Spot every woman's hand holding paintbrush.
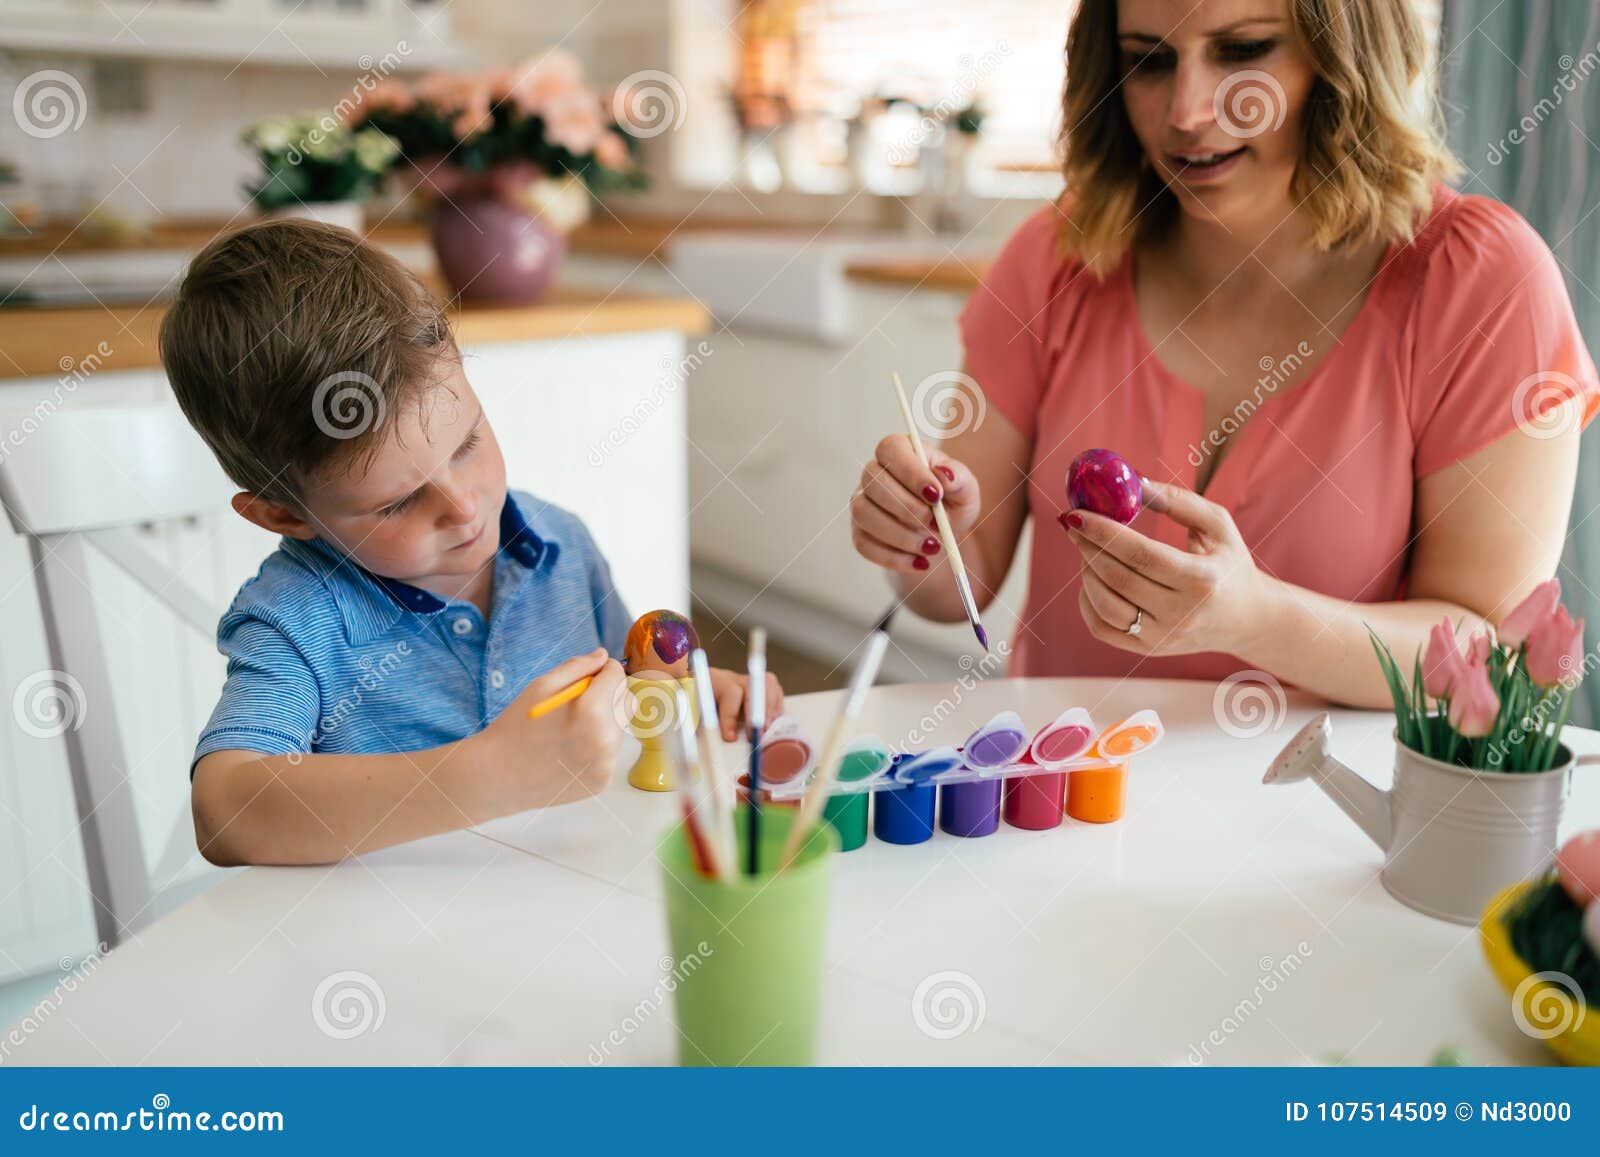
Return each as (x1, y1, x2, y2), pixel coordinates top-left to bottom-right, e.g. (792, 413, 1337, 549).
(851, 382, 989, 648)
(851, 436, 982, 572)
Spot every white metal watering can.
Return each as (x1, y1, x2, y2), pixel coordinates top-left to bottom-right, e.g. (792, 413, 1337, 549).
(1263, 713, 1600, 924)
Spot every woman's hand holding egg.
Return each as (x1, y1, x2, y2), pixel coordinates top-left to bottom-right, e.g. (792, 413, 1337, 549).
(1061, 472, 1274, 658)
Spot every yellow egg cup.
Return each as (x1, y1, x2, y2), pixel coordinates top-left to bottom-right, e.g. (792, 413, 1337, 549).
(1479, 881, 1600, 1066)
(625, 674, 698, 792)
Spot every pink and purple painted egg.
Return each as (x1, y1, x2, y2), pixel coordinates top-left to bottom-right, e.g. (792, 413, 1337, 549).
(1556, 829, 1600, 909)
(623, 609, 699, 678)
(1066, 448, 1143, 524)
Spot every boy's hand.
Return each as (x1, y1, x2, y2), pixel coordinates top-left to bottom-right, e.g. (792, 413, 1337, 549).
(707, 665, 785, 741)
(474, 648, 629, 813)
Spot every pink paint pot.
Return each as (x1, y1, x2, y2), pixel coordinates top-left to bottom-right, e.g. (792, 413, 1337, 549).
(1003, 772, 1067, 831)
(1003, 708, 1096, 831)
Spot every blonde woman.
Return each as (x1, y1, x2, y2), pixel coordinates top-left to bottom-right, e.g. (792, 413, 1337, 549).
(850, 0, 1600, 706)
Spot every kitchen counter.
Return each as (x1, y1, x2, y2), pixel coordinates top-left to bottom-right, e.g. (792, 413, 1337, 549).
(844, 254, 990, 291)
(0, 212, 882, 263)
(0, 282, 710, 379)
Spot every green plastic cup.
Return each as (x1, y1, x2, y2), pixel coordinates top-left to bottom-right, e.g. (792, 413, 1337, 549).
(658, 806, 836, 1066)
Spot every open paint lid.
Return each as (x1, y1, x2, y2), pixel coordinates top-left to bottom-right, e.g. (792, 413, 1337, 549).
(894, 746, 963, 786)
(962, 710, 1030, 773)
(1086, 709, 1165, 761)
(837, 735, 893, 783)
(756, 714, 814, 783)
(759, 708, 1166, 800)
(1027, 707, 1097, 770)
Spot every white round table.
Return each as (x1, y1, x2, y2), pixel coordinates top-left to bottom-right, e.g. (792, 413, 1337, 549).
(9, 677, 1597, 1066)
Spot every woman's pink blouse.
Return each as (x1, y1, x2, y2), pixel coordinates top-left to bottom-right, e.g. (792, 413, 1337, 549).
(957, 186, 1600, 681)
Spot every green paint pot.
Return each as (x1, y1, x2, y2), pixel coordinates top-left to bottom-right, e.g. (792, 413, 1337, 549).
(658, 805, 836, 1066)
(823, 792, 869, 851)
(823, 740, 889, 853)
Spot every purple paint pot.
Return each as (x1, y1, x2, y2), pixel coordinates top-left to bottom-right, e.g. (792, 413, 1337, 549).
(945, 712, 1028, 838)
(941, 779, 1002, 837)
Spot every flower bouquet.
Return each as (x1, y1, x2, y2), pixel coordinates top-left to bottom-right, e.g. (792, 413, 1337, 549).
(347, 51, 645, 303)
(1265, 580, 1597, 924)
(1368, 579, 1587, 771)
(242, 110, 400, 230)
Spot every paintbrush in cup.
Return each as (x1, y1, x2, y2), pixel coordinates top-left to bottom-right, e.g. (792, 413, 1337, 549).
(688, 648, 738, 876)
(745, 628, 767, 876)
(671, 686, 733, 882)
(890, 371, 988, 651)
(778, 630, 890, 871)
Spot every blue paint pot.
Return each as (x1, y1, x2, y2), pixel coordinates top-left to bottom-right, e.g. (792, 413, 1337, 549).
(876, 749, 957, 845)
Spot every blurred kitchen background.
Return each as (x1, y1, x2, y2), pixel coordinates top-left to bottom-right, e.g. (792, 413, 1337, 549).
(14, 0, 1600, 1022)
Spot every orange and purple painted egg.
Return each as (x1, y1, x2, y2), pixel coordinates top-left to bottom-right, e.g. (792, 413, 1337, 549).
(1066, 448, 1143, 524)
(623, 609, 699, 678)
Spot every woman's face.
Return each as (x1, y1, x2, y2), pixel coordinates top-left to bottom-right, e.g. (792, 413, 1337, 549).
(1116, 0, 1317, 233)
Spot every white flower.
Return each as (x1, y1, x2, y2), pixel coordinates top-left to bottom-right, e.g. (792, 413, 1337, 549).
(522, 173, 592, 234)
(249, 117, 294, 152)
(354, 128, 399, 171)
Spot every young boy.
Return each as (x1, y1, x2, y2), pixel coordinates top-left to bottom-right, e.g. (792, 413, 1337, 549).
(161, 219, 778, 867)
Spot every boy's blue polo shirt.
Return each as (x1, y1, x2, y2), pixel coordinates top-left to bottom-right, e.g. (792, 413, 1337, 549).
(191, 490, 632, 770)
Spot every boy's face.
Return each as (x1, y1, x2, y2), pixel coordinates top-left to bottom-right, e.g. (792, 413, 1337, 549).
(295, 363, 508, 588)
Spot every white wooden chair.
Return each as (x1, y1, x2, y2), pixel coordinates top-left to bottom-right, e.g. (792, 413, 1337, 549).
(0, 406, 236, 948)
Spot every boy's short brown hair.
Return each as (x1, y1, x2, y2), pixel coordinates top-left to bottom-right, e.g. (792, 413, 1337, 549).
(160, 219, 457, 508)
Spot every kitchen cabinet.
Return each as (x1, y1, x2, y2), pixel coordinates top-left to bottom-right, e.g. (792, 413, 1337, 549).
(0, 0, 461, 69)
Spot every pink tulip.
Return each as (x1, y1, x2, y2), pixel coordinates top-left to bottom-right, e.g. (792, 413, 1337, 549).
(1446, 654, 1500, 737)
(1525, 605, 1586, 689)
(1468, 631, 1492, 663)
(1422, 620, 1467, 699)
(1499, 579, 1561, 649)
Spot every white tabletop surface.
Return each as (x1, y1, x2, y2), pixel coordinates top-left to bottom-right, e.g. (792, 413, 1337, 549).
(8, 676, 1598, 1067)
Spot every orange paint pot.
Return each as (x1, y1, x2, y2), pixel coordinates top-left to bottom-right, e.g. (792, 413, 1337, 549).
(1066, 764, 1127, 823)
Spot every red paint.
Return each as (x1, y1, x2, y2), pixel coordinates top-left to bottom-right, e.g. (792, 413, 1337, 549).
(1003, 772, 1065, 830)
(760, 737, 812, 783)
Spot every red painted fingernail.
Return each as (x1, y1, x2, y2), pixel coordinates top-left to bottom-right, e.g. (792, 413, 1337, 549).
(1065, 512, 1083, 529)
(936, 465, 955, 483)
(922, 536, 941, 554)
(912, 556, 930, 571)
(922, 484, 942, 503)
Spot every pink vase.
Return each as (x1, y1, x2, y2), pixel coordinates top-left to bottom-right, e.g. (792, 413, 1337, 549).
(429, 196, 565, 305)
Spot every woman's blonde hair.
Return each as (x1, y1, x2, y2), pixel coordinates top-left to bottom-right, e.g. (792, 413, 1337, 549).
(1058, 0, 1461, 276)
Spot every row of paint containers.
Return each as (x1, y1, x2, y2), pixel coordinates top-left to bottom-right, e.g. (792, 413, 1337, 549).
(747, 708, 1166, 851)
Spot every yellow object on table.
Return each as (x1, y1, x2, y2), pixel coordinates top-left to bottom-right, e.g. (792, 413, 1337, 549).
(1479, 882, 1600, 1066)
(625, 674, 698, 791)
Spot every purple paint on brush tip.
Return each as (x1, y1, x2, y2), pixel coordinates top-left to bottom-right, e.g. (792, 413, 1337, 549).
(974, 623, 989, 650)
